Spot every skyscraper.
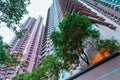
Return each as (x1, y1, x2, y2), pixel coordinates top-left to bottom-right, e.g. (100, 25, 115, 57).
(9, 15, 44, 72)
(42, 0, 120, 79)
(82, 0, 120, 25)
(0, 16, 44, 80)
(40, 0, 62, 57)
(41, 0, 119, 62)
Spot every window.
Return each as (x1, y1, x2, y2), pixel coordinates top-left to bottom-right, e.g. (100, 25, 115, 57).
(27, 58, 30, 61)
(30, 49, 33, 52)
(30, 46, 34, 49)
(111, 14, 114, 17)
(119, 18, 120, 21)
(23, 69, 27, 72)
(28, 55, 31, 58)
(29, 52, 32, 54)
(115, 16, 117, 19)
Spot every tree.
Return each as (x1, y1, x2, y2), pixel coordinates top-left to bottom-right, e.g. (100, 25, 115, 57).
(0, 36, 19, 80)
(15, 52, 23, 61)
(0, 0, 30, 38)
(31, 65, 48, 80)
(0, 0, 30, 79)
(0, 35, 19, 64)
(15, 28, 28, 38)
(13, 66, 48, 80)
(0, 0, 30, 30)
(41, 55, 64, 80)
(6, 54, 20, 67)
(50, 31, 62, 48)
(12, 72, 32, 80)
(0, 36, 10, 64)
(50, 11, 100, 69)
(13, 54, 64, 80)
(97, 38, 120, 57)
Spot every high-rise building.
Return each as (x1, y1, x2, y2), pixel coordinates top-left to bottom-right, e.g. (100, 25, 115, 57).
(82, 0, 120, 25)
(0, 16, 44, 80)
(40, 0, 62, 57)
(41, 0, 120, 63)
(10, 16, 44, 72)
(41, 0, 120, 80)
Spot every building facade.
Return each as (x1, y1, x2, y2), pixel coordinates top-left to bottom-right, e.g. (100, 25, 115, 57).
(41, 0, 115, 58)
(10, 16, 44, 72)
(41, 0, 120, 80)
(40, 0, 62, 58)
(82, 0, 120, 25)
(0, 16, 44, 80)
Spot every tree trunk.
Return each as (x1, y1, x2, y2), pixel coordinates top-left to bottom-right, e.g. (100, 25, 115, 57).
(74, 50, 89, 66)
(55, 70, 59, 80)
(79, 53, 89, 65)
(82, 52, 89, 65)
(80, 45, 90, 65)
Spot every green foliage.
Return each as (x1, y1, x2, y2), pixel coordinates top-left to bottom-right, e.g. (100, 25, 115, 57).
(52, 11, 120, 71)
(98, 38, 120, 53)
(15, 31, 23, 38)
(0, 0, 30, 74)
(12, 10, 120, 80)
(15, 28, 28, 38)
(59, 11, 91, 43)
(87, 29, 100, 38)
(0, 0, 30, 38)
(40, 55, 63, 80)
(13, 55, 63, 80)
(32, 65, 48, 80)
(0, 36, 10, 64)
(0, 35, 19, 66)
(7, 54, 20, 66)
(58, 11, 95, 48)
(50, 31, 62, 48)
(12, 72, 32, 80)
(51, 11, 100, 67)
(0, 0, 30, 30)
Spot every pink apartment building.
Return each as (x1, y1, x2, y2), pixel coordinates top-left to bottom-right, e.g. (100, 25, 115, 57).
(10, 16, 44, 72)
(0, 16, 45, 80)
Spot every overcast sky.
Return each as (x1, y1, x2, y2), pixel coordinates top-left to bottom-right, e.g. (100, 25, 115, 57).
(0, 0, 52, 43)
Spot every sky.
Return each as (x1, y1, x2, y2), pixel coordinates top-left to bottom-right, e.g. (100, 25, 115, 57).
(0, 0, 52, 43)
